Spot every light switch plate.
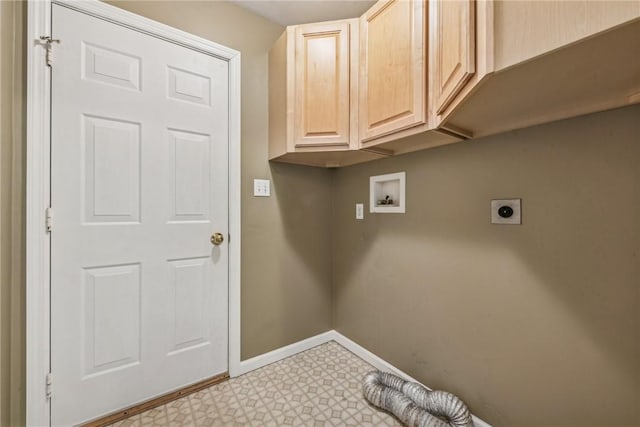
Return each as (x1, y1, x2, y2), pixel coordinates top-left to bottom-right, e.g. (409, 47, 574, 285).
(253, 179, 270, 197)
(491, 198, 521, 224)
(356, 203, 364, 220)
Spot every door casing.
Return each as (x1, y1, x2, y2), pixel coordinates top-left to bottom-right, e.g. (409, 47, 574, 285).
(25, 1, 242, 425)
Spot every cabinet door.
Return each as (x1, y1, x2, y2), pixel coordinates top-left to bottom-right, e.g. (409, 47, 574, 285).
(432, 0, 475, 114)
(359, 0, 426, 143)
(294, 21, 352, 148)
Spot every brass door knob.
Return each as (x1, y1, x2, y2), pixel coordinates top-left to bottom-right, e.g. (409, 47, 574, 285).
(210, 232, 224, 246)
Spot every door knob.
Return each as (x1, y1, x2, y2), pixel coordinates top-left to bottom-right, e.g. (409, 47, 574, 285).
(210, 232, 224, 246)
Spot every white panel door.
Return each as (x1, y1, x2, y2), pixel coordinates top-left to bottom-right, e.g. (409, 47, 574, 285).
(50, 4, 229, 425)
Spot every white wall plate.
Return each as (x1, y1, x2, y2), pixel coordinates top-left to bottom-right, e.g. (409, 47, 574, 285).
(491, 198, 521, 224)
(253, 179, 270, 197)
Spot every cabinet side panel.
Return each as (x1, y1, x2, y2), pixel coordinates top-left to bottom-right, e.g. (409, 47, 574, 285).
(495, 0, 640, 70)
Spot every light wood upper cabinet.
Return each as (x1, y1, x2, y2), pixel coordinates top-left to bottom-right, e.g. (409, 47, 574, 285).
(441, 8, 640, 139)
(430, 0, 494, 136)
(293, 21, 354, 148)
(431, 0, 476, 114)
(493, 0, 640, 70)
(269, 20, 386, 167)
(359, 0, 426, 144)
(269, 0, 636, 167)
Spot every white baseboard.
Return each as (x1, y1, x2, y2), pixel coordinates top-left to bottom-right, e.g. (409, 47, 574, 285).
(235, 330, 335, 376)
(235, 329, 492, 427)
(328, 331, 424, 383)
(329, 331, 492, 427)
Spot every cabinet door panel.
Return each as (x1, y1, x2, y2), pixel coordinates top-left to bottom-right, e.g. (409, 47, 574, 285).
(433, 0, 475, 114)
(360, 0, 425, 143)
(294, 22, 351, 147)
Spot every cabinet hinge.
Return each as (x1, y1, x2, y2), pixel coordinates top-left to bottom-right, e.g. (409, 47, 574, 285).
(39, 36, 60, 67)
(46, 207, 53, 232)
(46, 372, 53, 399)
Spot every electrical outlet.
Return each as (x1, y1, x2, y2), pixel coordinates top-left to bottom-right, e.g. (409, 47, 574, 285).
(491, 198, 521, 224)
(356, 203, 364, 220)
(253, 179, 270, 197)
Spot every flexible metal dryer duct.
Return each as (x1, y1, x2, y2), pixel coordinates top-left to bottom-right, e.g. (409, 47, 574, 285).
(362, 371, 473, 427)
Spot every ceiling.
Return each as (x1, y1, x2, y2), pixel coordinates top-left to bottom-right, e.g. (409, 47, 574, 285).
(228, 0, 376, 26)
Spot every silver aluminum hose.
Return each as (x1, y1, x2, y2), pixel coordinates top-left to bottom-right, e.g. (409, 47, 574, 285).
(362, 371, 473, 427)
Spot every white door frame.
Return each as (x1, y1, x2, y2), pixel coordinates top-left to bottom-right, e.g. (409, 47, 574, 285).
(26, 1, 242, 425)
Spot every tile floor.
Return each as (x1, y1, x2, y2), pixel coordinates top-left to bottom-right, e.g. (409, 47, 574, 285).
(109, 341, 402, 426)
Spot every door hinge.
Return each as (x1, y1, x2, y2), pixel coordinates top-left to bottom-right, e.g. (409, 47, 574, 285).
(39, 36, 60, 67)
(46, 372, 53, 399)
(46, 207, 53, 232)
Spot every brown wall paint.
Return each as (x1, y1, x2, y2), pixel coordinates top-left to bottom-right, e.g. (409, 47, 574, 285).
(331, 105, 640, 427)
(106, 1, 334, 360)
(0, 1, 26, 425)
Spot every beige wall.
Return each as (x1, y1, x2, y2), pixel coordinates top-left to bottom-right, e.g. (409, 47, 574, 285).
(106, 0, 334, 360)
(331, 105, 640, 427)
(0, 1, 26, 425)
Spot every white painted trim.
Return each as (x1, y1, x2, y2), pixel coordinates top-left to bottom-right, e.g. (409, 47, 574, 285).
(52, 0, 239, 60)
(236, 331, 336, 376)
(330, 331, 493, 427)
(26, 1, 52, 425)
(328, 331, 422, 382)
(227, 50, 242, 379)
(233, 330, 491, 427)
(26, 1, 242, 424)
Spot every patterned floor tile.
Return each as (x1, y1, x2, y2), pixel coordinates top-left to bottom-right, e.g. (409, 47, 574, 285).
(107, 341, 400, 427)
